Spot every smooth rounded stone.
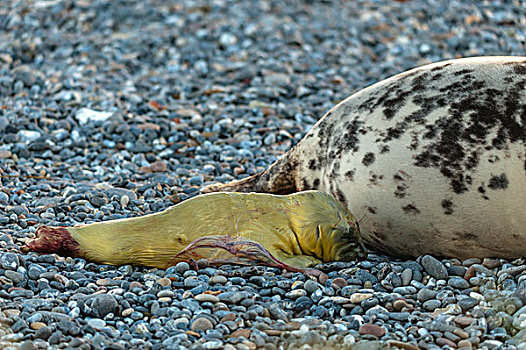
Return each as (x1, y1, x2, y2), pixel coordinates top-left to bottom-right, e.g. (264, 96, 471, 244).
(157, 290, 174, 298)
(30, 321, 46, 330)
(421, 255, 448, 280)
(218, 292, 245, 304)
(401, 268, 413, 286)
(209, 275, 227, 285)
(359, 323, 386, 338)
(436, 337, 457, 348)
(454, 316, 475, 327)
(356, 270, 378, 284)
(462, 258, 482, 267)
(423, 300, 442, 311)
(304, 279, 319, 293)
(195, 294, 219, 303)
(457, 339, 473, 349)
(482, 258, 501, 269)
(5, 270, 26, 285)
(294, 296, 313, 312)
(202, 340, 224, 349)
(11, 319, 28, 332)
(448, 277, 470, 289)
(191, 317, 214, 332)
(417, 288, 438, 302)
(285, 289, 307, 299)
(87, 318, 106, 329)
(331, 277, 348, 289)
(1, 252, 19, 270)
(184, 277, 205, 288)
(91, 294, 119, 318)
(341, 286, 360, 298)
(174, 262, 190, 274)
(458, 297, 479, 311)
(393, 300, 412, 311)
(28, 264, 46, 280)
(448, 264, 469, 277)
(392, 286, 417, 295)
(350, 293, 373, 304)
(386, 312, 410, 322)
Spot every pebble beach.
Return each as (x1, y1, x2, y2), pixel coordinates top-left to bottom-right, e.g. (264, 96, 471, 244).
(1, 1, 526, 349)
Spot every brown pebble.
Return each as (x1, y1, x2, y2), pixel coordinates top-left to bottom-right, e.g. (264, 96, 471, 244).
(331, 277, 348, 289)
(241, 340, 257, 350)
(393, 299, 411, 311)
(156, 278, 171, 287)
(454, 316, 475, 327)
(286, 322, 301, 330)
(30, 322, 46, 330)
(264, 330, 282, 336)
(150, 160, 167, 172)
(230, 329, 251, 338)
(436, 337, 457, 348)
(359, 323, 386, 338)
(122, 308, 134, 317)
(220, 313, 236, 322)
(482, 258, 501, 269)
(457, 339, 472, 349)
(196, 259, 209, 269)
(318, 272, 329, 285)
(453, 328, 469, 339)
(386, 340, 419, 350)
(129, 281, 144, 290)
(464, 266, 476, 280)
(185, 330, 201, 338)
(96, 279, 109, 286)
(191, 317, 213, 332)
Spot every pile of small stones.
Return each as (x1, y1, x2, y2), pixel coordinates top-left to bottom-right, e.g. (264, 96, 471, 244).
(1, 0, 525, 349)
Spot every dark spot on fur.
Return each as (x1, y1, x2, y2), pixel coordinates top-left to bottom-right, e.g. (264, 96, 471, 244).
(366, 206, 377, 214)
(308, 159, 317, 170)
(312, 178, 320, 188)
(379, 145, 390, 154)
(488, 173, 509, 190)
(344, 170, 355, 181)
(454, 68, 475, 76)
(402, 204, 420, 214)
(362, 152, 376, 166)
(441, 199, 454, 215)
(335, 188, 347, 206)
(394, 184, 407, 198)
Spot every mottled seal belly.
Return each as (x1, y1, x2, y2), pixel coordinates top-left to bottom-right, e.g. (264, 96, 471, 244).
(203, 56, 526, 259)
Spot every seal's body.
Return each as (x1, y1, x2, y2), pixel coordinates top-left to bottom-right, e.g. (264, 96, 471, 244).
(24, 191, 365, 269)
(203, 57, 526, 259)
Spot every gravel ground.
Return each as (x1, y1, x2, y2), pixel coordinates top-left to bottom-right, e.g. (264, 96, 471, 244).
(1, 0, 526, 349)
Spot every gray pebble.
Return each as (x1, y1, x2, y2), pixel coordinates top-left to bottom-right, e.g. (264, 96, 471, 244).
(421, 255, 448, 280)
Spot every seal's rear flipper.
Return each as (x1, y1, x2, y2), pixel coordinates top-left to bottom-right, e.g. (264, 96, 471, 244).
(165, 235, 304, 271)
(201, 152, 298, 194)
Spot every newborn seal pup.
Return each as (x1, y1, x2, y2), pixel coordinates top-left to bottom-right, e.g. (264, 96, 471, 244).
(23, 191, 366, 270)
(203, 56, 526, 259)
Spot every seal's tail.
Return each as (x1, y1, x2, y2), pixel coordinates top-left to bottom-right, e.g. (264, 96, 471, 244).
(201, 153, 298, 194)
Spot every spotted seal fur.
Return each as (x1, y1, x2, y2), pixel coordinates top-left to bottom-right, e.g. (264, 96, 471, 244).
(203, 56, 526, 259)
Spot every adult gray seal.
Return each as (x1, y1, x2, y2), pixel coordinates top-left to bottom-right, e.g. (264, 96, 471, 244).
(203, 56, 526, 259)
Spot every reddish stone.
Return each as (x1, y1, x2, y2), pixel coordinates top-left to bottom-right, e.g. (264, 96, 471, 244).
(454, 316, 475, 327)
(318, 272, 329, 285)
(150, 160, 167, 172)
(464, 266, 476, 280)
(230, 329, 251, 338)
(436, 337, 457, 348)
(331, 277, 348, 289)
(359, 323, 386, 338)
